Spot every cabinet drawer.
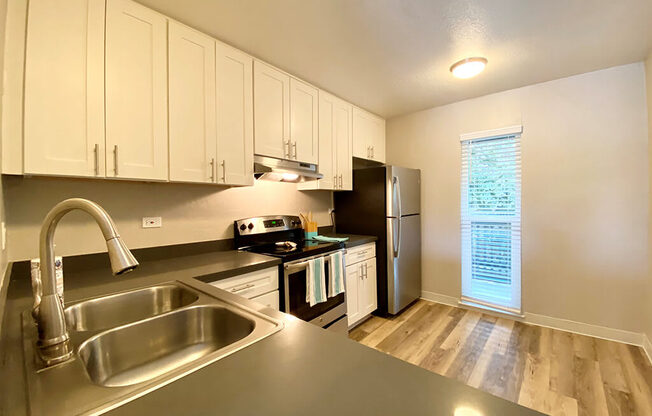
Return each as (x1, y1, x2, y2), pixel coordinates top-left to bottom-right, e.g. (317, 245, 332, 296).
(251, 290, 279, 311)
(346, 242, 376, 265)
(210, 267, 279, 299)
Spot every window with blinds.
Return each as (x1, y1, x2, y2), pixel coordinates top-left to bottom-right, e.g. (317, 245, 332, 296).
(460, 126, 522, 314)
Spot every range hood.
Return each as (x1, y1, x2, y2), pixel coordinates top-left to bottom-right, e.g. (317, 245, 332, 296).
(253, 155, 323, 183)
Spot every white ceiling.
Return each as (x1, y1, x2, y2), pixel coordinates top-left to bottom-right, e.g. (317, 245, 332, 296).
(137, 0, 652, 118)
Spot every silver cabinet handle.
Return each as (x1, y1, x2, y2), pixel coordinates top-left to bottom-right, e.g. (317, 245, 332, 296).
(359, 264, 364, 279)
(221, 159, 226, 182)
(113, 145, 119, 176)
(230, 283, 255, 293)
(292, 141, 297, 159)
(94, 144, 99, 176)
(338, 174, 343, 189)
(371, 146, 374, 159)
(209, 158, 215, 182)
(365, 263, 368, 279)
(333, 175, 338, 189)
(367, 146, 370, 158)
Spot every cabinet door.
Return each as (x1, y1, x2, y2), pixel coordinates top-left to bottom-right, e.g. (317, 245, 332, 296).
(352, 107, 371, 160)
(105, 0, 168, 180)
(371, 117, 386, 163)
(352, 107, 385, 162)
(345, 263, 362, 327)
(216, 42, 254, 186)
(24, 0, 105, 177)
(334, 99, 353, 190)
(316, 91, 337, 189)
(168, 22, 216, 183)
(290, 78, 318, 164)
(362, 258, 378, 315)
(253, 61, 289, 160)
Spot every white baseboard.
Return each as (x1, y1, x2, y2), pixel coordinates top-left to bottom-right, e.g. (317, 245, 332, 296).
(420, 290, 651, 364)
(524, 312, 643, 346)
(420, 290, 458, 307)
(643, 334, 652, 364)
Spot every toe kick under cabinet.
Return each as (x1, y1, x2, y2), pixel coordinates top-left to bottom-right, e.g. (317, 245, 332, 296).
(345, 243, 377, 328)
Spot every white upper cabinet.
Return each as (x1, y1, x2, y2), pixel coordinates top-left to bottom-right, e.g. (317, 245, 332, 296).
(216, 42, 254, 186)
(24, 0, 105, 177)
(289, 78, 319, 164)
(299, 90, 352, 191)
(254, 61, 290, 160)
(105, 0, 168, 181)
(352, 107, 386, 163)
(334, 98, 353, 190)
(168, 21, 216, 183)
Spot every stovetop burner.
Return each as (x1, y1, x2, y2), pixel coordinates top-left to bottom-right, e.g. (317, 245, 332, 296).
(234, 215, 344, 262)
(241, 239, 342, 261)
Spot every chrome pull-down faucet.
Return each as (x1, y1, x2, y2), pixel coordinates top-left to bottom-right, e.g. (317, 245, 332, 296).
(34, 198, 139, 366)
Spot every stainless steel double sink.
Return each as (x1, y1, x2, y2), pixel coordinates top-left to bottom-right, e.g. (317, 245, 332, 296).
(22, 280, 284, 415)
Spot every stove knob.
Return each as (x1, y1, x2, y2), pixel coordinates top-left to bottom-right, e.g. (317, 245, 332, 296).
(239, 224, 246, 231)
(248, 223, 254, 230)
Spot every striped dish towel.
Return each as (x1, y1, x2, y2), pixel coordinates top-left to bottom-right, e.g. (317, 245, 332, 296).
(328, 252, 345, 297)
(306, 257, 327, 306)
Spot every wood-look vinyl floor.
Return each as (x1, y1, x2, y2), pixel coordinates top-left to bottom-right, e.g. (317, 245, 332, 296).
(349, 300, 652, 416)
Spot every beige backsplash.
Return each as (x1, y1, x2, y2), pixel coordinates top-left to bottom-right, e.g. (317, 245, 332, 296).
(4, 175, 332, 261)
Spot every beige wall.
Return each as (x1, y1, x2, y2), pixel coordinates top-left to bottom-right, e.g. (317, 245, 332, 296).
(5, 177, 332, 261)
(646, 54, 652, 341)
(0, 0, 9, 280)
(387, 63, 649, 333)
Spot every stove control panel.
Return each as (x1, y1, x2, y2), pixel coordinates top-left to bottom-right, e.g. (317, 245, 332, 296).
(234, 215, 303, 236)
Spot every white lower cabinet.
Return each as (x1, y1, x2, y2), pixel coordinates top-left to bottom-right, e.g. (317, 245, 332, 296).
(209, 266, 279, 310)
(250, 290, 280, 311)
(345, 243, 378, 328)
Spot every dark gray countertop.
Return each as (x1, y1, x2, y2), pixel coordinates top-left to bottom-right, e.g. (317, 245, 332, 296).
(0, 248, 542, 416)
(321, 232, 378, 248)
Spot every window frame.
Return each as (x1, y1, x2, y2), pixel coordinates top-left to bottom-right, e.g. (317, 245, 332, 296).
(460, 125, 522, 315)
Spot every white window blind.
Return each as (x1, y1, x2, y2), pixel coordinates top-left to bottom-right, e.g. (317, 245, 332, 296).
(461, 128, 521, 314)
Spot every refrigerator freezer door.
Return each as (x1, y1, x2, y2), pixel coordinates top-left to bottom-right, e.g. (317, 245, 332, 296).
(386, 166, 421, 217)
(386, 214, 421, 314)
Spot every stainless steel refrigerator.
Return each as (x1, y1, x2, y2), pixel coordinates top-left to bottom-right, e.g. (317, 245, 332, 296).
(334, 166, 421, 315)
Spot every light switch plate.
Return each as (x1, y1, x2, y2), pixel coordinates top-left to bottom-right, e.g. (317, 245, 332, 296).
(142, 217, 162, 228)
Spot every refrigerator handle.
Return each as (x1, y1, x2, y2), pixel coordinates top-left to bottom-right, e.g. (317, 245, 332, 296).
(394, 176, 403, 219)
(392, 177, 402, 257)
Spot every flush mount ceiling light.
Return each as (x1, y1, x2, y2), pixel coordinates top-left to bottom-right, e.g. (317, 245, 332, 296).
(450, 57, 488, 79)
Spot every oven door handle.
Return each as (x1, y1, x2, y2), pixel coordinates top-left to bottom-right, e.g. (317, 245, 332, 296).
(284, 249, 347, 274)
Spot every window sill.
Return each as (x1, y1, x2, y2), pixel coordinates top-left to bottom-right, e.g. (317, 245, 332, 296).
(458, 299, 524, 319)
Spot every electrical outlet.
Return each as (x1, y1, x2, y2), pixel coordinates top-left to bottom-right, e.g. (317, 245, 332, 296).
(142, 217, 162, 228)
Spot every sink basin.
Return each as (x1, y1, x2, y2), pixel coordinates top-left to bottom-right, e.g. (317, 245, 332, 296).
(65, 284, 198, 331)
(22, 280, 283, 416)
(78, 305, 255, 387)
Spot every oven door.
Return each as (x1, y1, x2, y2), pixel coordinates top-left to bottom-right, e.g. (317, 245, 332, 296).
(283, 249, 346, 324)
